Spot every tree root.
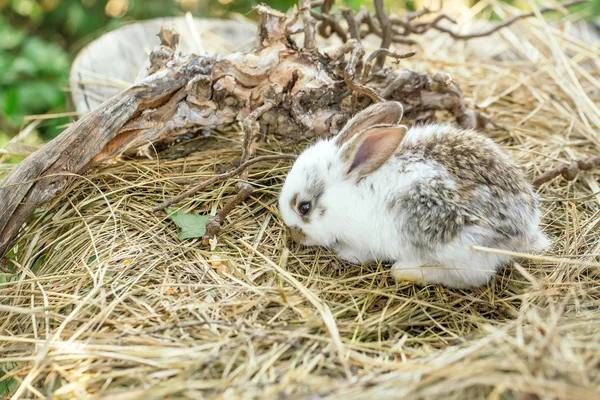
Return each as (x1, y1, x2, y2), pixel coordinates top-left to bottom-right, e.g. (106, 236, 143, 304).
(533, 156, 600, 187)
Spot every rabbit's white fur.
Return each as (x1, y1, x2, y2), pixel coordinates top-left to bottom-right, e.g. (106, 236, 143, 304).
(279, 103, 549, 288)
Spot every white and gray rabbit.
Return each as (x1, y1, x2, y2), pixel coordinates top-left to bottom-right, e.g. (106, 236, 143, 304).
(278, 101, 549, 288)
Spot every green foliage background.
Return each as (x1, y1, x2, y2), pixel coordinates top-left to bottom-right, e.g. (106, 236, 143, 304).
(0, 0, 598, 149)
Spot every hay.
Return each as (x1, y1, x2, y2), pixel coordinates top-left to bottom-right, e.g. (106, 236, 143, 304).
(2, 4, 600, 399)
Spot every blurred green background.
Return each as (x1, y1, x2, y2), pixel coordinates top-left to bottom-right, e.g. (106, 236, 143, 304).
(0, 0, 598, 153)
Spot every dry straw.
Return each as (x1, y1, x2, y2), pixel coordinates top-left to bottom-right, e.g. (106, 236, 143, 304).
(2, 2, 600, 399)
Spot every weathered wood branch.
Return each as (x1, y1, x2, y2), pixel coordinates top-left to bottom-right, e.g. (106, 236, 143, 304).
(533, 156, 600, 187)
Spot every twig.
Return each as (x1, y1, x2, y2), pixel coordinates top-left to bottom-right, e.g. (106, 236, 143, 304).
(300, 0, 317, 50)
(533, 156, 600, 187)
(201, 102, 279, 238)
(316, 0, 335, 37)
(391, 35, 417, 45)
(358, 8, 417, 44)
(311, 10, 348, 42)
(204, 182, 254, 240)
(241, 102, 275, 169)
(354, 6, 370, 27)
(345, 75, 386, 102)
(365, 49, 416, 67)
(344, 41, 384, 103)
(321, 0, 584, 46)
(152, 154, 295, 211)
(430, 0, 587, 40)
(154, 100, 284, 241)
(362, 49, 416, 82)
(341, 7, 360, 40)
(380, 69, 413, 98)
(284, 5, 300, 34)
(373, 0, 393, 71)
(406, 7, 434, 21)
(325, 38, 359, 60)
(412, 14, 457, 34)
(358, 7, 382, 38)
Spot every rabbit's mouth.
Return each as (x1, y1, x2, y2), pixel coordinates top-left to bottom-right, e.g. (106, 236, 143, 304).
(287, 226, 333, 248)
(288, 227, 307, 245)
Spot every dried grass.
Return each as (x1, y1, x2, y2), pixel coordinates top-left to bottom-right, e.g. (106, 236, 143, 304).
(2, 3, 600, 399)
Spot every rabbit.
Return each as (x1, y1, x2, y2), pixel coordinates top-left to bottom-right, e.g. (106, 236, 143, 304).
(278, 101, 550, 288)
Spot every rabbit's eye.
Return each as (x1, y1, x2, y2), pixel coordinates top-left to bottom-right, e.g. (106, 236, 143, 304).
(298, 202, 312, 215)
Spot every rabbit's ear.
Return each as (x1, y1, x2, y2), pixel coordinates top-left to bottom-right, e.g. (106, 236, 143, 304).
(334, 102, 404, 147)
(340, 125, 408, 179)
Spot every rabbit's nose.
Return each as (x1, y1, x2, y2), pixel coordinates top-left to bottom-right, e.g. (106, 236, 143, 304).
(288, 227, 306, 244)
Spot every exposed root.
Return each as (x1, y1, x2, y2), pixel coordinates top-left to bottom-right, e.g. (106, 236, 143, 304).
(373, 0, 393, 71)
(204, 181, 254, 241)
(300, 0, 317, 50)
(534, 156, 600, 187)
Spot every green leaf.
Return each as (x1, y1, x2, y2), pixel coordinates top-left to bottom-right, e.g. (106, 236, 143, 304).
(167, 208, 210, 240)
(0, 22, 26, 50)
(16, 81, 65, 113)
(3, 56, 37, 83)
(592, 0, 600, 17)
(10, 0, 43, 22)
(65, 2, 87, 35)
(2, 87, 20, 119)
(0, 50, 16, 78)
(0, 81, 64, 127)
(0, 375, 17, 397)
(21, 38, 70, 77)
